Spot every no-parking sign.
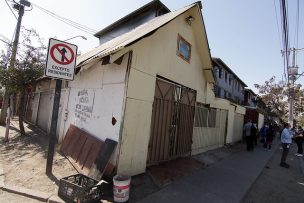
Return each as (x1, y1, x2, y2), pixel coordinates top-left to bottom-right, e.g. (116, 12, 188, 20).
(45, 38, 78, 80)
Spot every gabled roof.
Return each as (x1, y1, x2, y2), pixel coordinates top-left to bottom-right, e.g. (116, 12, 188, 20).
(212, 57, 247, 87)
(77, 2, 199, 68)
(94, 0, 170, 38)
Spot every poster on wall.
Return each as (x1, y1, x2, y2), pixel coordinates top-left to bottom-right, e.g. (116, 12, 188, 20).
(74, 89, 95, 124)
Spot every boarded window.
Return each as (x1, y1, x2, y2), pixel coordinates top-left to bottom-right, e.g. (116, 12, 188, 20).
(177, 34, 191, 63)
(208, 108, 217, 128)
(194, 104, 217, 128)
(194, 105, 208, 127)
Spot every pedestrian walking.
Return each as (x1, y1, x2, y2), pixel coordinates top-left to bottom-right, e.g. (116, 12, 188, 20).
(294, 126, 303, 157)
(243, 119, 254, 151)
(280, 123, 293, 168)
(251, 123, 258, 148)
(265, 124, 275, 150)
(260, 124, 268, 148)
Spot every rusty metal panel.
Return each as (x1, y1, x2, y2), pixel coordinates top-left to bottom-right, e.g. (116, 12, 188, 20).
(148, 78, 196, 165)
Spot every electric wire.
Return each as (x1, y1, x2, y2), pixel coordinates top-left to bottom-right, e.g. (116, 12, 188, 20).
(31, 2, 97, 35)
(293, 0, 300, 65)
(280, 0, 290, 80)
(274, 0, 283, 51)
(4, 0, 18, 20)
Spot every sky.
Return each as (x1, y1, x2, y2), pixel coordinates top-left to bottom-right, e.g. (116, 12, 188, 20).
(1, 0, 303, 92)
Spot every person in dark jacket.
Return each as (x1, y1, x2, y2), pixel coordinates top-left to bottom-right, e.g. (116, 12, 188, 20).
(265, 124, 275, 150)
(294, 126, 303, 157)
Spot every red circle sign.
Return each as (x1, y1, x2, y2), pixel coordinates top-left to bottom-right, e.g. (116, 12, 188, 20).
(50, 43, 75, 65)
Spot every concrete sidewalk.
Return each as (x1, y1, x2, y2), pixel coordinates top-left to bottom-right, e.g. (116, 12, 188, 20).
(137, 141, 280, 203)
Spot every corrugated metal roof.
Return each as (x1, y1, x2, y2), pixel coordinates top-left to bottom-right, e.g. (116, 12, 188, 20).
(76, 3, 197, 68)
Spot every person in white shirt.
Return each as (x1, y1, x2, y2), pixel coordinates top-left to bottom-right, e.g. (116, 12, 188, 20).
(280, 123, 293, 168)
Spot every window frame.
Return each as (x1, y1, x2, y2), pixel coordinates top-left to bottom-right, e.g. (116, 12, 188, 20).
(177, 34, 192, 63)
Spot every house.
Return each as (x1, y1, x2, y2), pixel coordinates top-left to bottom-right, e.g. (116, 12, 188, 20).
(94, 0, 170, 45)
(212, 57, 247, 105)
(25, 77, 68, 138)
(26, 1, 246, 176)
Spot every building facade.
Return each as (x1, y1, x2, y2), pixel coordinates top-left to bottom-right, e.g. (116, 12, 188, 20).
(212, 58, 247, 105)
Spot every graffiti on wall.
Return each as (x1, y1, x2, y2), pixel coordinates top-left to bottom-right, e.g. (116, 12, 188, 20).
(75, 89, 95, 123)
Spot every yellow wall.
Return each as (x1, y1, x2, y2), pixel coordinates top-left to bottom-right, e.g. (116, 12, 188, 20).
(210, 98, 246, 144)
(117, 6, 213, 175)
(192, 109, 228, 155)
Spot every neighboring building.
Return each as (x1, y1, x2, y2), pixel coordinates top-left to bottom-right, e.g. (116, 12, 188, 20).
(26, 1, 246, 176)
(25, 77, 68, 139)
(244, 88, 266, 129)
(212, 58, 247, 105)
(94, 0, 170, 45)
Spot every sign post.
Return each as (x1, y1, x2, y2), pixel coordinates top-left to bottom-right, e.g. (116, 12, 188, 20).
(45, 38, 77, 175)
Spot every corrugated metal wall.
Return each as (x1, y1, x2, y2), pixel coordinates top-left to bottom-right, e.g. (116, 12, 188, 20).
(192, 104, 228, 155)
(232, 113, 244, 143)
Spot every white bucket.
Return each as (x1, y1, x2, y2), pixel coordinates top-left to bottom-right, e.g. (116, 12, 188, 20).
(113, 174, 131, 202)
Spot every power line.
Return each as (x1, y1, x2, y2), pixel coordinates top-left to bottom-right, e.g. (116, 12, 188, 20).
(293, 0, 300, 50)
(4, 0, 17, 20)
(31, 2, 97, 35)
(280, 0, 290, 80)
(274, 0, 283, 50)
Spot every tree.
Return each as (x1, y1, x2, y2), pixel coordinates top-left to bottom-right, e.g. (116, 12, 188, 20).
(0, 28, 46, 136)
(254, 76, 304, 124)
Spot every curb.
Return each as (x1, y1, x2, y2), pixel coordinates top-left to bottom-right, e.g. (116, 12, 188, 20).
(48, 195, 65, 203)
(0, 160, 4, 189)
(3, 185, 53, 202)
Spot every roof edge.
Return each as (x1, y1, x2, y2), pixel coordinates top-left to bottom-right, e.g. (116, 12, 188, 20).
(94, 0, 170, 37)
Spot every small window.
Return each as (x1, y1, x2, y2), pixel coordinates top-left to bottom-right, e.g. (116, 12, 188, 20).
(219, 68, 222, 78)
(177, 34, 191, 63)
(225, 72, 228, 82)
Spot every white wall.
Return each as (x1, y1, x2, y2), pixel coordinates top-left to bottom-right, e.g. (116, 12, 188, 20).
(62, 54, 129, 143)
(258, 113, 265, 130)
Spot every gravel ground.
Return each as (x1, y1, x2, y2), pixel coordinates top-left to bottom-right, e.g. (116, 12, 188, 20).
(0, 119, 77, 196)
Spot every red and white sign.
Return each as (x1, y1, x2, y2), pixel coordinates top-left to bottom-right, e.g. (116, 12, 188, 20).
(45, 38, 78, 80)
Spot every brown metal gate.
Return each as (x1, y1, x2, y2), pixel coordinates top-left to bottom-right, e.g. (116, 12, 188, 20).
(147, 78, 196, 165)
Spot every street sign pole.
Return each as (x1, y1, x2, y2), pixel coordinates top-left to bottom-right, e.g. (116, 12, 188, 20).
(44, 38, 77, 175)
(46, 79, 62, 175)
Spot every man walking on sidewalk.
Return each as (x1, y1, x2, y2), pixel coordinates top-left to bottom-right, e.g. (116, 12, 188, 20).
(280, 123, 293, 168)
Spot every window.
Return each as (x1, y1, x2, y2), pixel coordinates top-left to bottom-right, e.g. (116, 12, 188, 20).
(225, 72, 228, 82)
(208, 109, 216, 128)
(229, 78, 232, 85)
(177, 34, 191, 63)
(194, 104, 208, 127)
(219, 68, 222, 78)
(194, 103, 217, 128)
(217, 87, 221, 97)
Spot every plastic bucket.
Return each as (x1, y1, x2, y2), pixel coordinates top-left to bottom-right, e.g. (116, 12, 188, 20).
(113, 174, 131, 202)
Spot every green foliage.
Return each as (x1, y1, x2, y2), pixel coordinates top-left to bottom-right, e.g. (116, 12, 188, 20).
(0, 28, 46, 94)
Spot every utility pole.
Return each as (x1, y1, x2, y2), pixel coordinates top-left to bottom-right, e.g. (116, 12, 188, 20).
(1, 0, 30, 141)
(288, 48, 296, 128)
